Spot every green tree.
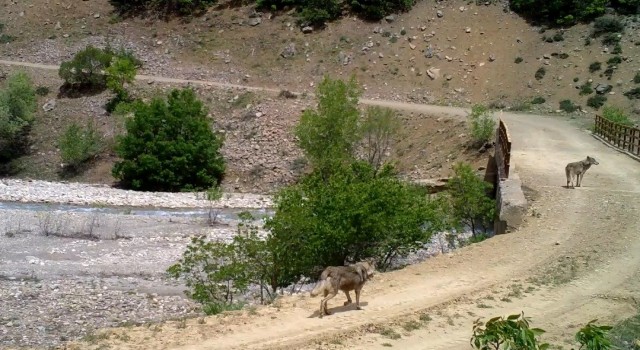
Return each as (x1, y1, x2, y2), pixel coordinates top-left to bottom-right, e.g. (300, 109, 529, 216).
(106, 56, 137, 100)
(470, 312, 550, 350)
(0, 71, 36, 162)
(509, 0, 607, 24)
(59, 45, 113, 91)
(294, 75, 362, 179)
(112, 88, 225, 191)
(447, 162, 496, 238)
(58, 121, 103, 172)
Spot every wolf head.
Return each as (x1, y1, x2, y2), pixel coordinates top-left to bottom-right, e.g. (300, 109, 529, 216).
(356, 259, 377, 280)
(586, 156, 599, 165)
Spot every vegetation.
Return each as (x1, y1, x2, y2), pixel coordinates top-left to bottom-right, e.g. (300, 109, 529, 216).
(579, 82, 594, 96)
(106, 55, 139, 111)
(447, 162, 495, 238)
(559, 99, 580, 113)
(609, 312, 640, 349)
(359, 106, 401, 173)
(589, 61, 602, 73)
(601, 105, 634, 126)
(109, 0, 217, 16)
(624, 87, 640, 100)
(471, 313, 614, 350)
(468, 104, 497, 146)
(509, 0, 637, 25)
(535, 67, 546, 80)
(59, 45, 141, 94)
(58, 121, 103, 172)
(587, 95, 607, 109)
(634, 72, 640, 84)
(592, 16, 625, 37)
(531, 96, 546, 104)
(0, 71, 36, 163)
(112, 88, 226, 191)
(515, 57, 524, 64)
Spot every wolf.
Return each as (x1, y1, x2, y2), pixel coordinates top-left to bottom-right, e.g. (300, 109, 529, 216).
(309, 260, 376, 318)
(565, 156, 599, 188)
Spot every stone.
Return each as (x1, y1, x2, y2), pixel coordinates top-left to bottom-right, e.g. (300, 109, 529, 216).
(595, 83, 612, 94)
(436, 10, 443, 18)
(385, 15, 396, 23)
(247, 17, 261, 26)
(301, 26, 313, 34)
(280, 43, 296, 58)
(42, 100, 56, 112)
(426, 68, 440, 80)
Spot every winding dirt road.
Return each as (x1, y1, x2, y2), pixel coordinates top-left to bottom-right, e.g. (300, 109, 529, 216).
(2, 59, 639, 349)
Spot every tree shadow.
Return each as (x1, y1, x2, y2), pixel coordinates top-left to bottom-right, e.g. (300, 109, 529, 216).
(57, 83, 107, 99)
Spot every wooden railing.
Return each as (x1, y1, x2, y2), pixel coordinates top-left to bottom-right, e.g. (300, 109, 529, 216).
(495, 119, 512, 180)
(593, 114, 640, 157)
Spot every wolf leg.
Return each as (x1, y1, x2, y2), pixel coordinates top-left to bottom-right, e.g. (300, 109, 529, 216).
(321, 290, 338, 317)
(355, 287, 363, 310)
(343, 291, 353, 306)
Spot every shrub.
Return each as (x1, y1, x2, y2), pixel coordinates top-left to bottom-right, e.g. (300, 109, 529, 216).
(110, 0, 217, 16)
(514, 57, 523, 64)
(0, 71, 36, 162)
(59, 45, 113, 91)
(625, 87, 640, 99)
(579, 82, 594, 95)
(468, 104, 497, 146)
(552, 32, 564, 41)
(509, 0, 608, 24)
(607, 56, 622, 65)
(558, 52, 569, 59)
(612, 43, 623, 54)
(634, 72, 640, 83)
(531, 96, 546, 104)
(359, 106, 401, 173)
(592, 16, 625, 37)
(447, 162, 496, 238)
(35, 86, 50, 96)
(559, 99, 579, 112)
(602, 105, 634, 125)
(58, 121, 103, 171)
(535, 67, 546, 80)
(589, 61, 602, 73)
(471, 312, 549, 350)
(587, 95, 607, 109)
(602, 33, 621, 45)
(112, 88, 225, 191)
(105, 55, 138, 112)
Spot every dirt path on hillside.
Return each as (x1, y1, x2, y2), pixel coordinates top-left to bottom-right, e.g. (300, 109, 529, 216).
(2, 59, 639, 350)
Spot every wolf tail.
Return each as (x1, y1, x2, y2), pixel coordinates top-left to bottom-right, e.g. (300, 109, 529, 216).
(310, 277, 331, 297)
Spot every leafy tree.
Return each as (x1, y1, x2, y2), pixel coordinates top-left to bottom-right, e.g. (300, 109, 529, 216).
(447, 162, 496, 238)
(59, 46, 113, 91)
(575, 320, 612, 350)
(350, 0, 416, 20)
(265, 161, 448, 271)
(294, 75, 362, 179)
(509, 0, 607, 24)
(470, 312, 550, 350)
(468, 104, 496, 147)
(58, 121, 103, 172)
(106, 56, 137, 100)
(359, 106, 401, 173)
(0, 71, 36, 162)
(112, 88, 225, 191)
(110, 0, 218, 16)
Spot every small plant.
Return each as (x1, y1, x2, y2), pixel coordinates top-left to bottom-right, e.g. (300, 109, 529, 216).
(559, 100, 579, 113)
(574, 77, 580, 82)
(607, 56, 622, 66)
(400, 28, 407, 36)
(467, 104, 496, 146)
(579, 82, 594, 96)
(603, 67, 615, 80)
(0, 33, 15, 44)
(514, 57, 523, 64)
(602, 33, 621, 46)
(380, 328, 401, 340)
(587, 95, 607, 109)
(558, 53, 569, 59)
(58, 121, 103, 171)
(535, 67, 546, 80)
(402, 320, 421, 332)
(553, 32, 564, 42)
(35, 86, 50, 96)
(470, 312, 549, 350)
(634, 72, 640, 84)
(612, 43, 622, 54)
(589, 62, 602, 73)
(584, 37, 592, 46)
(624, 87, 640, 100)
(531, 96, 546, 104)
(574, 319, 612, 350)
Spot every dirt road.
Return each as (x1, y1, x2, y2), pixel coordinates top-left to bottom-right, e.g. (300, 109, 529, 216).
(2, 59, 639, 349)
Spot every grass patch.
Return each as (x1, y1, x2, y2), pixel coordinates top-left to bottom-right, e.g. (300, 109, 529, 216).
(602, 106, 634, 126)
(231, 91, 256, 109)
(0, 34, 16, 44)
(402, 320, 422, 332)
(35, 86, 51, 96)
(203, 302, 244, 315)
(419, 313, 432, 323)
(379, 328, 402, 340)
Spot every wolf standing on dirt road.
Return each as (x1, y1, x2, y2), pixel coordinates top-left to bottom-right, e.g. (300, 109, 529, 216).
(565, 156, 599, 188)
(310, 260, 376, 318)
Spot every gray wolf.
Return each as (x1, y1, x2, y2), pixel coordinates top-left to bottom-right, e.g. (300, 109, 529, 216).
(565, 156, 599, 188)
(309, 260, 376, 318)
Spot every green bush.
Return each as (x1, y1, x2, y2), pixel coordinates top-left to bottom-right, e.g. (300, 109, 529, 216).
(579, 82, 594, 95)
(471, 312, 549, 350)
(112, 88, 225, 191)
(531, 96, 546, 104)
(624, 87, 640, 99)
(514, 57, 523, 64)
(58, 121, 103, 171)
(575, 320, 613, 350)
(509, 0, 608, 24)
(602, 105, 634, 125)
(592, 16, 625, 37)
(59, 45, 140, 93)
(110, 0, 217, 16)
(468, 104, 497, 146)
(559, 99, 580, 112)
(0, 71, 36, 162)
(587, 95, 607, 109)
(447, 162, 495, 237)
(607, 56, 623, 65)
(535, 67, 546, 80)
(634, 72, 640, 83)
(589, 61, 602, 72)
